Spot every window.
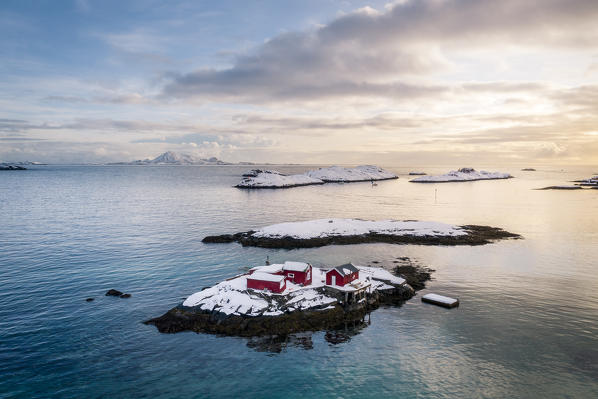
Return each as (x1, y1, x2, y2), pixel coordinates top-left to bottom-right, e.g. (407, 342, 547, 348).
(288, 273, 294, 278)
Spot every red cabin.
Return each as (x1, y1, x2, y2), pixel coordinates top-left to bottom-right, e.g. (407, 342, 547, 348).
(282, 261, 312, 285)
(326, 264, 359, 287)
(247, 272, 286, 293)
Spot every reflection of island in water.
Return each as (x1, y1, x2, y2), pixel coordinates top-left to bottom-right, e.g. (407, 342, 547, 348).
(246, 317, 371, 353)
(146, 257, 434, 353)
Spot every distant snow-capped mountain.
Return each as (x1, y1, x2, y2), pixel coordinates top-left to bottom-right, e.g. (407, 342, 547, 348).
(113, 151, 232, 165)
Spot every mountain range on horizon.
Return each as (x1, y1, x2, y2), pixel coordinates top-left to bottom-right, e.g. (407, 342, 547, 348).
(111, 151, 241, 165)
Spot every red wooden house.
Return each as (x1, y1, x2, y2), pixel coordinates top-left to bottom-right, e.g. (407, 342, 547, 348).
(282, 261, 312, 285)
(326, 263, 359, 287)
(247, 272, 286, 293)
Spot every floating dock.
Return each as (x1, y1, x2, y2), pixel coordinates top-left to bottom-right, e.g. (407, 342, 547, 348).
(422, 293, 459, 308)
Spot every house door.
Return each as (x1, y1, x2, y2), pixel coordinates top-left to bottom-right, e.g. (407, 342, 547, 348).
(331, 275, 336, 286)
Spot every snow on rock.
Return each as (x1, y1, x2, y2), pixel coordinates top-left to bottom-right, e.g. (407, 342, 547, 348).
(236, 170, 324, 188)
(251, 218, 467, 239)
(357, 266, 406, 285)
(182, 275, 270, 316)
(305, 165, 397, 182)
(410, 167, 512, 183)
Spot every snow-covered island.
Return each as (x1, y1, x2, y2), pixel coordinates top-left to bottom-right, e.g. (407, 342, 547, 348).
(409, 167, 512, 183)
(236, 165, 398, 188)
(202, 218, 520, 248)
(145, 261, 418, 337)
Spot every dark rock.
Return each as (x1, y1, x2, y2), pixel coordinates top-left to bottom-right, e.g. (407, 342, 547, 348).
(85, 297, 94, 302)
(537, 186, 583, 190)
(394, 265, 433, 290)
(105, 289, 123, 297)
(0, 164, 27, 170)
(120, 293, 131, 298)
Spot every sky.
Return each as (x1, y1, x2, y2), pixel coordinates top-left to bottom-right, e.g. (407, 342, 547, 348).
(1, 0, 597, 165)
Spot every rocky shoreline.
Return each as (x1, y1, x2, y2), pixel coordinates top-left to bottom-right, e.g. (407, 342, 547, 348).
(144, 264, 428, 337)
(202, 224, 520, 249)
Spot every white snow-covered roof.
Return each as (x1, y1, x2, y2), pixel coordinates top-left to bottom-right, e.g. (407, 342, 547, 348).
(251, 218, 467, 239)
(247, 272, 285, 283)
(410, 168, 512, 183)
(283, 261, 310, 272)
(327, 263, 359, 276)
(249, 264, 283, 274)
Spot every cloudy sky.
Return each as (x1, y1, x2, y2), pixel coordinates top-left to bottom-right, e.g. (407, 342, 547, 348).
(1, 0, 597, 165)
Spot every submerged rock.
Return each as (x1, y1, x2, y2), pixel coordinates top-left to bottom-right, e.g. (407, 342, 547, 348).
(120, 293, 131, 298)
(106, 289, 123, 297)
(85, 297, 95, 302)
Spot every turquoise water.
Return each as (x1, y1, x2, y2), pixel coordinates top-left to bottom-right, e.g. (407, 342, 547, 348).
(1, 165, 597, 398)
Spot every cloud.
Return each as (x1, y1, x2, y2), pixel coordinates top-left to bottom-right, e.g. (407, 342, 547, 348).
(162, 0, 598, 103)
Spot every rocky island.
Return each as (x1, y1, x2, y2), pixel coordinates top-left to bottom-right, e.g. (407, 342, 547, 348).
(202, 218, 520, 249)
(145, 261, 423, 337)
(409, 167, 512, 183)
(236, 165, 397, 188)
(0, 164, 27, 170)
(538, 175, 598, 190)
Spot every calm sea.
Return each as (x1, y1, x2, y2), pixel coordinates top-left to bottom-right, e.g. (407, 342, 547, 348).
(1, 165, 597, 398)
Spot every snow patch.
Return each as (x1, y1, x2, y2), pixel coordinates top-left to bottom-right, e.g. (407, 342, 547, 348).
(251, 218, 467, 239)
(305, 165, 397, 182)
